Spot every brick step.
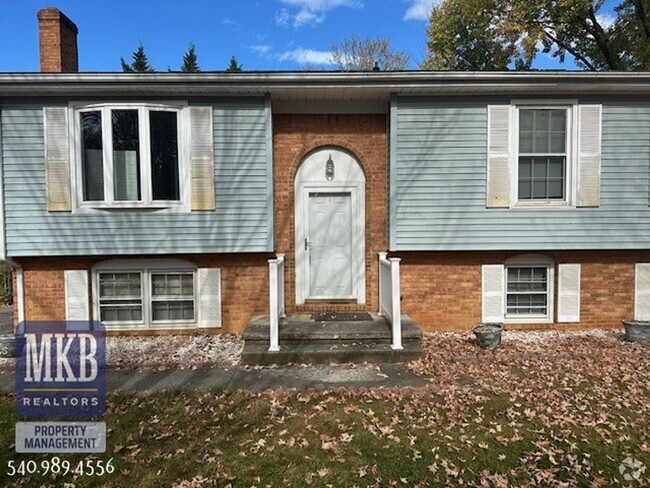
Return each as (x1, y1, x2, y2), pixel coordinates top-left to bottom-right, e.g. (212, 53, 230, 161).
(240, 341, 425, 365)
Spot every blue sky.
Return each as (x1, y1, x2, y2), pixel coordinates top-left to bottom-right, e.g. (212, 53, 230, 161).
(0, 0, 619, 72)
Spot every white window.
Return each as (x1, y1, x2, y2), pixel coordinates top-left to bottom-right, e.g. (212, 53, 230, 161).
(506, 267, 549, 318)
(73, 103, 189, 211)
(482, 257, 580, 325)
(504, 255, 554, 324)
(486, 101, 606, 210)
(94, 262, 197, 328)
(514, 103, 574, 207)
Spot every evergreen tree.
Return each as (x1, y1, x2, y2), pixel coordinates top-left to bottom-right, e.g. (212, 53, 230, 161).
(226, 55, 243, 72)
(181, 43, 201, 72)
(120, 43, 154, 72)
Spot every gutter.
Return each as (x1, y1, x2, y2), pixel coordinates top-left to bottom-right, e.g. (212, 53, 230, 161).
(0, 71, 649, 97)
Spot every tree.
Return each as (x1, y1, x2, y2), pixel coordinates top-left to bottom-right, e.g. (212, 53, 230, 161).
(329, 34, 410, 71)
(181, 43, 201, 72)
(421, 0, 527, 70)
(422, 0, 650, 71)
(120, 43, 154, 72)
(226, 55, 242, 72)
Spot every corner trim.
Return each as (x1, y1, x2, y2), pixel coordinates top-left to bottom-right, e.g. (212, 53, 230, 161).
(265, 93, 275, 251)
(388, 94, 398, 251)
(16, 267, 25, 323)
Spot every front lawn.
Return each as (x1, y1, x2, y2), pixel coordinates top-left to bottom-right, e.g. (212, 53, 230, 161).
(1, 331, 649, 487)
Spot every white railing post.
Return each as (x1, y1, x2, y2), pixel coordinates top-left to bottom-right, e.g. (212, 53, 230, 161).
(378, 253, 403, 350)
(277, 254, 285, 319)
(389, 257, 402, 350)
(268, 254, 285, 352)
(378, 252, 387, 315)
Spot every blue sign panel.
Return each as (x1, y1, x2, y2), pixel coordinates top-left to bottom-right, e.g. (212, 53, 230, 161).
(15, 321, 106, 419)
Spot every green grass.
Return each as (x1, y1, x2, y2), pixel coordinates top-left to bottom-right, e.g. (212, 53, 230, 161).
(1, 384, 649, 487)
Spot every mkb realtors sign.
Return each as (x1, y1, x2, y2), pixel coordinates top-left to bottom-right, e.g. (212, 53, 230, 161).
(15, 321, 106, 453)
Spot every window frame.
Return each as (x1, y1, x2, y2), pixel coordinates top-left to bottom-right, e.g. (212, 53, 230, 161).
(92, 260, 198, 330)
(503, 254, 555, 324)
(510, 99, 579, 209)
(97, 271, 145, 326)
(149, 270, 196, 325)
(70, 102, 191, 213)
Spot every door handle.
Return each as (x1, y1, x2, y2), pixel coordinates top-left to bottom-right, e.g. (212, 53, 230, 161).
(305, 238, 309, 251)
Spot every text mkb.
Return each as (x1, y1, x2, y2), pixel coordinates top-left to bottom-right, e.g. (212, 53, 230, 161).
(16, 322, 106, 419)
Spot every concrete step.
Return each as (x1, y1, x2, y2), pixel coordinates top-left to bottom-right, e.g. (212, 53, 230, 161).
(241, 340, 425, 365)
(241, 312, 425, 365)
(244, 313, 422, 342)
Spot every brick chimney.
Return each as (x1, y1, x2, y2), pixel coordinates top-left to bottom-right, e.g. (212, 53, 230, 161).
(37, 7, 79, 72)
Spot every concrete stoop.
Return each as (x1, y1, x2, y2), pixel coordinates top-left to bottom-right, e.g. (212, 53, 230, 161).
(241, 313, 424, 365)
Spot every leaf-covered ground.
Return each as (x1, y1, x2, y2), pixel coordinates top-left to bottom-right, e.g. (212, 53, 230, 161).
(1, 330, 649, 487)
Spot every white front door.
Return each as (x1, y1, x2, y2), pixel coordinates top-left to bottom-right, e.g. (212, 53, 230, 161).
(307, 192, 353, 299)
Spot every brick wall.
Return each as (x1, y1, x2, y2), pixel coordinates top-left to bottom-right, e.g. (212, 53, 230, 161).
(397, 250, 650, 331)
(11, 254, 269, 334)
(10, 249, 649, 333)
(37, 8, 78, 73)
(273, 114, 388, 313)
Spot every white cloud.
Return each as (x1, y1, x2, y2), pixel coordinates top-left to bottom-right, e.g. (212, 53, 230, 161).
(276, 0, 361, 28)
(275, 8, 291, 26)
(294, 9, 324, 27)
(278, 48, 333, 65)
(249, 45, 272, 56)
(596, 13, 615, 30)
(221, 17, 242, 29)
(403, 0, 438, 21)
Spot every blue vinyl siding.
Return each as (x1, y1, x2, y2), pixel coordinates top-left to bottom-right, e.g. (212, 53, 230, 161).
(1, 98, 273, 256)
(390, 96, 650, 251)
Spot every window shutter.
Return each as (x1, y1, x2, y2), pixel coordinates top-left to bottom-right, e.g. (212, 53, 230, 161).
(190, 106, 215, 211)
(557, 264, 581, 322)
(576, 105, 602, 208)
(482, 264, 504, 323)
(486, 106, 511, 208)
(64, 270, 89, 321)
(198, 268, 221, 328)
(44, 107, 72, 211)
(635, 263, 650, 321)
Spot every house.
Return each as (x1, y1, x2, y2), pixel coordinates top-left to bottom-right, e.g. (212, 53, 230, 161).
(1, 9, 650, 348)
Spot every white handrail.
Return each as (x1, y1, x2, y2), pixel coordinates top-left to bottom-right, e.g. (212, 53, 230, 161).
(378, 252, 403, 350)
(268, 254, 285, 352)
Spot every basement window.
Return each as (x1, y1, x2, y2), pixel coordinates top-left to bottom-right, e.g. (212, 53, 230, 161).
(96, 265, 196, 328)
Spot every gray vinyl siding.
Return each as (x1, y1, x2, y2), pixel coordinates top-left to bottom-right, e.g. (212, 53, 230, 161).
(1, 97, 273, 256)
(390, 96, 650, 251)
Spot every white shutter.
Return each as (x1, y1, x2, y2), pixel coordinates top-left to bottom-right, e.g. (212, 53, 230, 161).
(557, 264, 581, 322)
(486, 105, 511, 208)
(635, 263, 650, 321)
(44, 107, 72, 211)
(198, 268, 221, 328)
(190, 106, 215, 211)
(64, 270, 89, 321)
(576, 105, 602, 207)
(482, 264, 504, 323)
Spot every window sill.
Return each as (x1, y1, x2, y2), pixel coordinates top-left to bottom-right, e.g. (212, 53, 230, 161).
(503, 316, 553, 325)
(511, 201, 574, 210)
(74, 203, 189, 214)
(102, 322, 199, 331)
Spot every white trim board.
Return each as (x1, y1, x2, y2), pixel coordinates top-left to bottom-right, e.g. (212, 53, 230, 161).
(294, 147, 366, 305)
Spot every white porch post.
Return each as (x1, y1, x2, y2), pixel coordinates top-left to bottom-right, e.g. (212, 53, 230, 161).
(389, 257, 402, 350)
(378, 252, 386, 315)
(268, 254, 285, 352)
